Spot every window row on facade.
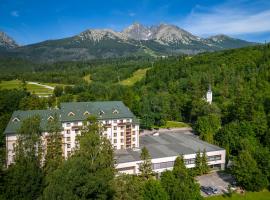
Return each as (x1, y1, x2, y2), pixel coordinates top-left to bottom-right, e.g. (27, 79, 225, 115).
(151, 155, 222, 170)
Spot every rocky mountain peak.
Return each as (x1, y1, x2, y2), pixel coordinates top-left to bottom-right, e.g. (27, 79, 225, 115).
(123, 22, 151, 40)
(78, 29, 126, 42)
(208, 34, 233, 42)
(0, 32, 18, 49)
(151, 23, 200, 44)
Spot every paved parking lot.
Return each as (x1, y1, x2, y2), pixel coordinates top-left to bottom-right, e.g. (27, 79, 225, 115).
(196, 171, 235, 197)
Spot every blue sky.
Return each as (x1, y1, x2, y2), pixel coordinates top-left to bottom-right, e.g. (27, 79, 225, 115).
(1, 0, 270, 45)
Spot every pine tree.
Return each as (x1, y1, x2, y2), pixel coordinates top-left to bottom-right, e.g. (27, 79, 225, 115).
(3, 116, 44, 200)
(195, 150, 202, 175)
(173, 155, 188, 179)
(201, 149, 209, 174)
(139, 147, 153, 179)
(161, 156, 203, 200)
(44, 114, 63, 176)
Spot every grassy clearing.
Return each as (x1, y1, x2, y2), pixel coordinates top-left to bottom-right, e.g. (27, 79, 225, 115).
(120, 68, 150, 86)
(0, 80, 57, 96)
(153, 121, 190, 129)
(0, 80, 22, 90)
(206, 190, 270, 200)
(83, 74, 92, 83)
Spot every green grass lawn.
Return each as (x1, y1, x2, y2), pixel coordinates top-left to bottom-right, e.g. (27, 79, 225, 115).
(0, 80, 55, 96)
(120, 68, 150, 86)
(206, 190, 270, 200)
(153, 121, 190, 129)
(83, 74, 92, 83)
(0, 80, 22, 90)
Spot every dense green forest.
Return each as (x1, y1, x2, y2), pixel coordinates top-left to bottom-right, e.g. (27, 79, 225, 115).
(0, 44, 270, 198)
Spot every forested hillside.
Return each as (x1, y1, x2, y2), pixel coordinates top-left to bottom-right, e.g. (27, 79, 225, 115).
(0, 44, 270, 196)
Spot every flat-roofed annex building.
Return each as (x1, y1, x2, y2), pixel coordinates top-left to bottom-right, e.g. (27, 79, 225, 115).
(115, 132, 226, 175)
(5, 101, 140, 165)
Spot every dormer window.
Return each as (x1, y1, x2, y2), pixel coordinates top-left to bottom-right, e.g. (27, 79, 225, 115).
(84, 111, 90, 116)
(12, 117, 20, 122)
(47, 116, 54, 121)
(68, 112, 75, 117)
(99, 110, 105, 116)
(112, 109, 119, 114)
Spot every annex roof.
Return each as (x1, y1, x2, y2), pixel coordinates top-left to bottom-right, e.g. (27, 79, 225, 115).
(115, 132, 224, 164)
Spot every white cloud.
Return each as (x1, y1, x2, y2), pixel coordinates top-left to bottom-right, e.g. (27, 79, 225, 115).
(180, 2, 270, 37)
(11, 10, 19, 17)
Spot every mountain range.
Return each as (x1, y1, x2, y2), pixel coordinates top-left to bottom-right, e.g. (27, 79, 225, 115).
(0, 23, 257, 62)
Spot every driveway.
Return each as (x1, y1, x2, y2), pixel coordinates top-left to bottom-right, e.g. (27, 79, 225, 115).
(196, 171, 235, 197)
(26, 81, 55, 90)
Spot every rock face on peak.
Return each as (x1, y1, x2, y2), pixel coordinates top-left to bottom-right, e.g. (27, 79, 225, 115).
(123, 23, 151, 40)
(78, 29, 126, 42)
(0, 23, 257, 62)
(150, 24, 200, 44)
(122, 23, 201, 44)
(0, 32, 18, 49)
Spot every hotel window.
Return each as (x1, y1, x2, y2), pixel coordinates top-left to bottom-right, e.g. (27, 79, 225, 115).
(121, 126, 124, 130)
(132, 144, 135, 148)
(114, 126, 117, 130)
(113, 120, 117, 123)
(75, 129, 79, 134)
(132, 137, 136, 141)
(67, 144, 71, 148)
(114, 133, 117, 137)
(66, 130, 70, 134)
(66, 123, 71, 127)
(132, 131, 136, 135)
(114, 139, 117, 144)
(120, 119, 123, 123)
(121, 139, 124, 143)
(121, 145, 124, 149)
(66, 137, 71, 142)
(127, 119, 130, 122)
(121, 132, 124, 136)
(73, 122, 78, 126)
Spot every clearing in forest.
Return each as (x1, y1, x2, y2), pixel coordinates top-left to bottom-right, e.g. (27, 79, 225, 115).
(83, 74, 92, 83)
(0, 80, 64, 97)
(120, 68, 150, 86)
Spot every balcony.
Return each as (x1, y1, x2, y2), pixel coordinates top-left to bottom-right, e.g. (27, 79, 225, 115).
(104, 124, 112, 127)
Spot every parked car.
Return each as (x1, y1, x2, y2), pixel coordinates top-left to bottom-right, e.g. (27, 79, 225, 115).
(210, 186, 218, 194)
(201, 186, 213, 195)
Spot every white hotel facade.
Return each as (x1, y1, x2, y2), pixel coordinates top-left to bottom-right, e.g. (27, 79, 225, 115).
(5, 101, 225, 174)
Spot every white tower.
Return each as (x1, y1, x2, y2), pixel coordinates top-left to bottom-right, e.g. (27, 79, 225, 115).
(206, 85, 212, 104)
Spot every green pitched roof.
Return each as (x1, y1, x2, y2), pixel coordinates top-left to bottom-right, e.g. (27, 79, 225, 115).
(4, 109, 60, 134)
(60, 101, 136, 122)
(4, 101, 139, 134)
